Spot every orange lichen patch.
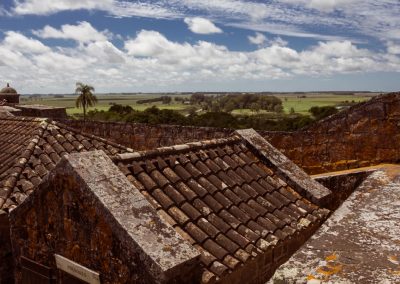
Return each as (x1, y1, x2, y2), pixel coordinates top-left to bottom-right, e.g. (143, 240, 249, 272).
(307, 274, 319, 280)
(325, 253, 337, 262)
(389, 269, 400, 275)
(388, 255, 399, 265)
(316, 263, 342, 276)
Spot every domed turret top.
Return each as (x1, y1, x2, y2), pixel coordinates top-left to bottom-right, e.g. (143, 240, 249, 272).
(0, 83, 18, 94)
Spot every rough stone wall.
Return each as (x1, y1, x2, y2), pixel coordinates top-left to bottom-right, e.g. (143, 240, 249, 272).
(15, 106, 67, 119)
(0, 94, 19, 104)
(313, 170, 372, 210)
(10, 151, 200, 284)
(59, 120, 234, 151)
(0, 210, 13, 284)
(261, 92, 400, 173)
(59, 92, 400, 174)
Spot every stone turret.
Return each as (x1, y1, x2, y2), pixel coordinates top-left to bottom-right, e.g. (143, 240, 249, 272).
(0, 83, 19, 105)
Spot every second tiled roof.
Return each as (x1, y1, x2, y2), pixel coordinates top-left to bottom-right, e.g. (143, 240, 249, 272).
(114, 135, 329, 283)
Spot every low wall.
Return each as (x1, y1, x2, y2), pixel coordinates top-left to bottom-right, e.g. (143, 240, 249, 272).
(15, 105, 67, 119)
(59, 92, 400, 174)
(58, 120, 234, 151)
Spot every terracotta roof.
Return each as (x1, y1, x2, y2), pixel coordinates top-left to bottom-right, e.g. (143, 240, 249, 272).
(114, 133, 330, 283)
(0, 117, 131, 211)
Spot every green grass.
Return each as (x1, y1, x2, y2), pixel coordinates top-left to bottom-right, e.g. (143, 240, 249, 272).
(281, 94, 371, 114)
(66, 103, 187, 115)
(20, 92, 375, 117)
(20, 94, 191, 115)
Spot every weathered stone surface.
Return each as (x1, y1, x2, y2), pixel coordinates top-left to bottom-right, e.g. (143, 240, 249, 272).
(10, 151, 201, 283)
(236, 129, 331, 207)
(270, 165, 400, 283)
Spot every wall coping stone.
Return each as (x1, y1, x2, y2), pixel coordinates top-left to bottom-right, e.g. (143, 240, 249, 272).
(236, 129, 332, 207)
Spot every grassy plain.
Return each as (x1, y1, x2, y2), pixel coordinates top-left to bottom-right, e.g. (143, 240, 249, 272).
(20, 92, 377, 116)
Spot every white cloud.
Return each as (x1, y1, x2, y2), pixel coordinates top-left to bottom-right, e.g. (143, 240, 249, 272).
(112, 2, 180, 19)
(248, 33, 288, 48)
(0, 27, 399, 93)
(308, 0, 352, 12)
(10, 0, 400, 44)
(33, 22, 109, 43)
(3, 31, 50, 53)
(248, 32, 266, 45)
(12, 0, 179, 19)
(387, 42, 400, 55)
(281, 0, 355, 12)
(184, 17, 222, 34)
(13, 0, 113, 15)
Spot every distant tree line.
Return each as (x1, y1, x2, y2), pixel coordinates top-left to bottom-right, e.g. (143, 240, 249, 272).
(85, 104, 315, 131)
(189, 93, 283, 113)
(136, 96, 172, 104)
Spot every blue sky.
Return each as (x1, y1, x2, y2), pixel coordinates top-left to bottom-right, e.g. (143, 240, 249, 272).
(0, 0, 399, 93)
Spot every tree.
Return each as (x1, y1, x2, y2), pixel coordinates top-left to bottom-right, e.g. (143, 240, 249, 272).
(309, 106, 338, 120)
(75, 82, 97, 121)
(161, 96, 172, 104)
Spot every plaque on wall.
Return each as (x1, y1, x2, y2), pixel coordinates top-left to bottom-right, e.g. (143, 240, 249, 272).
(54, 254, 100, 284)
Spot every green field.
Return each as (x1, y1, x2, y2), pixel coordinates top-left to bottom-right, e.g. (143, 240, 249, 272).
(280, 93, 374, 114)
(20, 92, 377, 116)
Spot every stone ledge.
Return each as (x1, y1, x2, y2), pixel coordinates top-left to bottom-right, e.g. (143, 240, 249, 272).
(236, 129, 332, 207)
(270, 165, 400, 283)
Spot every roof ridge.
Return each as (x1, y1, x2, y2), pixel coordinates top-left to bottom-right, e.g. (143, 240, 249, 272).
(0, 119, 48, 210)
(50, 120, 133, 153)
(114, 135, 241, 162)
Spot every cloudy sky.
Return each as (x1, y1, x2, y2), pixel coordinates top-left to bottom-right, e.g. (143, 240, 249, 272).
(0, 0, 399, 93)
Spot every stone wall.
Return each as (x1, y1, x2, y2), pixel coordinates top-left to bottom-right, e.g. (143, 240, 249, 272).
(0, 94, 19, 105)
(313, 170, 372, 210)
(261, 92, 400, 174)
(59, 120, 233, 151)
(10, 151, 201, 284)
(15, 105, 67, 119)
(0, 210, 13, 284)
(59, 92, 400, 174)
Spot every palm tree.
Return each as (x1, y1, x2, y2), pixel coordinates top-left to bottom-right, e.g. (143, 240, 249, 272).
(75, 82, 97, 121)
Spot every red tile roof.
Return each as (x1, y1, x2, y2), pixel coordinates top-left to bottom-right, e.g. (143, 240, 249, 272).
(0, 117, 130, 211)
(114, 135, 330, 283)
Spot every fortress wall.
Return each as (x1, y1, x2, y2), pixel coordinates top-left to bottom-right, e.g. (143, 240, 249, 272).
(59, 92, 400, 174)
(261, 92, 400, 173)
(59, 120, 234, 151)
